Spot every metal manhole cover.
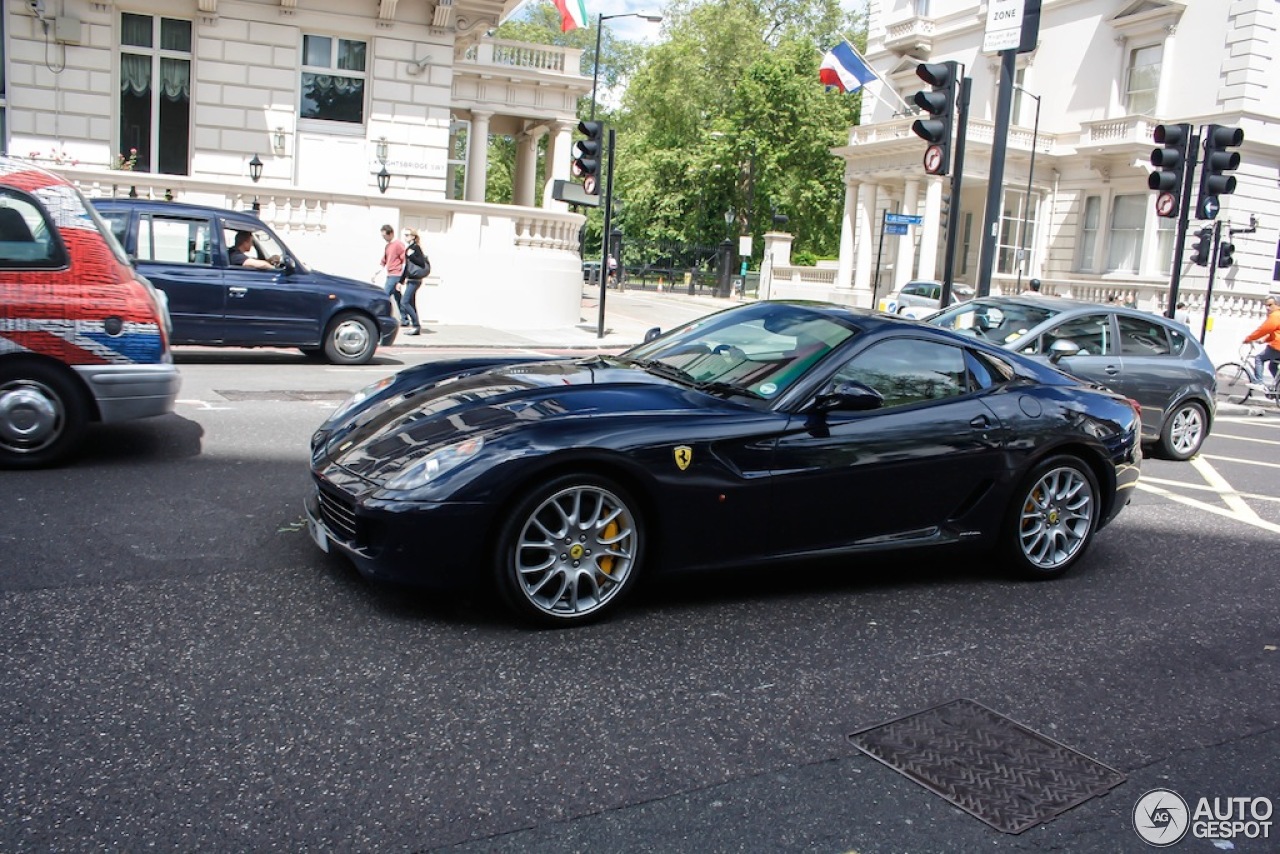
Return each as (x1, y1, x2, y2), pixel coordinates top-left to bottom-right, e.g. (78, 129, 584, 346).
(216, 390, 354, 401)
(848, 698, 1125, 834)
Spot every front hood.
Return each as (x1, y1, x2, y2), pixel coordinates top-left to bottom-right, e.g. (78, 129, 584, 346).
(316, 357, 734, 482)
(307, 267, 385, 296)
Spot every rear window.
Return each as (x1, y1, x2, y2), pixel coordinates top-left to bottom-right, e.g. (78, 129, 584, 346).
(0, 189, 66, 269)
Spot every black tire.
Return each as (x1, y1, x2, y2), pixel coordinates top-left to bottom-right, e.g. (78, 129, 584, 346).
(493, 473, 644, 628)
(322, 312, 377, 365)
(1157, 400, 1207, 461)
(1214, 362, 1251, 406)
(1002, 455, 1100, 580)
(0, 361, 90, 469)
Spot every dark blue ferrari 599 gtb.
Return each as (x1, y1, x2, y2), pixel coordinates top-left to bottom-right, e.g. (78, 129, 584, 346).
(306, 301, 1141, 627)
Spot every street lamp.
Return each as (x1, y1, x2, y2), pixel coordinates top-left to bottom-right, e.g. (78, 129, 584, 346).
(377, 165, 391, 194)
(590, 12, 662, 122)
(248, 153, 263, 212)
(1013, 85, 1041, 292)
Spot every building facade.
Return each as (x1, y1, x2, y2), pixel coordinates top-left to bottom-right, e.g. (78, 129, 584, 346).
(812, 0, 1279, 360)
(1, 0, 592, 327)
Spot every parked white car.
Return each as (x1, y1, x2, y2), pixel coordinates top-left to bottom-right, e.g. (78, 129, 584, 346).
(884, 280, 975, 318)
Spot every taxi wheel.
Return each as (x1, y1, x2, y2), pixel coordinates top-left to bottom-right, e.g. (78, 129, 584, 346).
(322, 312, 377, 365)
(493, 474, 644, 628)
(1158, 401, 1206, 461)
(1003, 455, 1099, 580)
(0, 361, 89, 469)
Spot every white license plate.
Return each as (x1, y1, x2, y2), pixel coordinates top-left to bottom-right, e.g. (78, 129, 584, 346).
(308, 514, 329, 553)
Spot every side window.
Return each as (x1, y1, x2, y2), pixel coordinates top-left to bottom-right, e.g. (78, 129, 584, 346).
(98, 211, 130, 246)
(137, 215, 212, 265)
(1168, 325, 1189, 356)
(833, 339, 967, 409)
(1045, 313, 1111, 356)
(965, 349, 1015, 390)
(1117, 315, 1171, 356)
(224, 225, 285, 265)
(0, 190, 65, 268)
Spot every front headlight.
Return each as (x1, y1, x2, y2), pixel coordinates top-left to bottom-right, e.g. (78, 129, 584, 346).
(325, 375, 396, 427)
(383, 437, 486, 492)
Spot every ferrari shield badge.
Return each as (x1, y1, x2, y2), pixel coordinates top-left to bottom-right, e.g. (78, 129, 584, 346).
(673, 446, 693, 471)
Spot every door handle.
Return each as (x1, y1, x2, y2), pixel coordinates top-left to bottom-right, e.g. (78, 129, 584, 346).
(1104, 365, 1119, 375)
(228, 286, 248, 298)
(970, 415, 990, 428)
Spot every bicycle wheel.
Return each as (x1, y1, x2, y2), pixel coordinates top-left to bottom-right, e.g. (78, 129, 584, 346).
(1214, 362, 1252, 405)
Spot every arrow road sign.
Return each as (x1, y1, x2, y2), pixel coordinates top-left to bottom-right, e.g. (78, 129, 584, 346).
(885, 213, 924, 226)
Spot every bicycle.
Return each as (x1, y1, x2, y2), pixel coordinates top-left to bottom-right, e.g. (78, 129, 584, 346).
(1215, 343, 1280, 407)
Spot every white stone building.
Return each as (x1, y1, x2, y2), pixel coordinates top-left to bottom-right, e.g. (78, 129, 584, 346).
(780, 0, 1279, 361)
(1, 0, 591, 327)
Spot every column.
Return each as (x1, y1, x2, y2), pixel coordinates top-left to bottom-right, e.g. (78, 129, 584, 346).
(465, 110, 493, 203)
(541, 121, 573, 211)
(512, 126, 543, 208)
(918, 176, 943, 281)
(836, 177, 857, 289)
(894, 178, 921, 291)
(853, 181, 876, 294)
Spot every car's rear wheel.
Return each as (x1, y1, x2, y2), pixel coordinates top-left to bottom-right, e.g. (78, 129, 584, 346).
(1158, 400, 1207, 460)
(0, 362, 89, 469)
(1214, 362, 1251, 405)
(322, 312, 377, 365)
(1003, 455, 1099, 579)
(494, 474, 643, 627)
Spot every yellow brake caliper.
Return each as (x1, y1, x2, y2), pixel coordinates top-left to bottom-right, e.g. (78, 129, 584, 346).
(598, 520, 619, 576)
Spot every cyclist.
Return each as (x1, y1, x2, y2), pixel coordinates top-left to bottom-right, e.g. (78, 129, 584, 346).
(1244, 295, 1280, 388)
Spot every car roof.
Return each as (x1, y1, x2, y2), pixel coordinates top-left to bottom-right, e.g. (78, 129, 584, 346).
(89, 197, 269, 225)
(0, 156, 71, 192)
(965, 294, 1180, 322)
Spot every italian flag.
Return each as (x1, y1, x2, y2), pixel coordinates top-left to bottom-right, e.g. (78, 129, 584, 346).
(552, 0, 587, 32)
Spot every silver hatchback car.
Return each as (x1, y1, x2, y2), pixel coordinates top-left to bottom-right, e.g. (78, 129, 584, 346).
(928, 295, 1216, 460)
(888, 280, 975, 318)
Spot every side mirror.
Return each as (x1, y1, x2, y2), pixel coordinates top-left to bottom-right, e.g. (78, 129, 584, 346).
(810, 380, 884, 414)
(643, 326, 662, 343)
(1048, 338, 1080, 364)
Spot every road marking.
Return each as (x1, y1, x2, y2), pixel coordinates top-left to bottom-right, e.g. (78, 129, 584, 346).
(1201, 453, 1280, 470)
(1139, 476, 1280, 503)
(176, 399, 233, 410)
(1205, 432, 1280, 447)
(1135, 455, 1280, 533)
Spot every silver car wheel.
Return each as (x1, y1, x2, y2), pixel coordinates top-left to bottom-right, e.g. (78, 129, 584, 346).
(1167, 404, 1205, 457)
(0, 379, 64, 454)
(513, 483, 638, 619)
(332, 319, 372, 359)
(1017, 465, 1096, 571)
(323, 313, 377, 364)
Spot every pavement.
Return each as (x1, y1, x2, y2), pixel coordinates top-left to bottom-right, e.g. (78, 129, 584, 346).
(389, 287, 745, 350)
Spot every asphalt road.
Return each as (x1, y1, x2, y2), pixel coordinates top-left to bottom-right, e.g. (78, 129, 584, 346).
(2, 346, 1278, 853)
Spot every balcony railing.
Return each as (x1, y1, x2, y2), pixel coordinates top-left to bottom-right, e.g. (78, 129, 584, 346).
(1077, 115, 1161, 151)
(460, 38, 585, 78)
(882, 17, 935, 57)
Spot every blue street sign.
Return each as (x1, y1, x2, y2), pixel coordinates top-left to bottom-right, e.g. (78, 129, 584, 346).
(885, 223, 909, 235)
(885, 213, 924, 226)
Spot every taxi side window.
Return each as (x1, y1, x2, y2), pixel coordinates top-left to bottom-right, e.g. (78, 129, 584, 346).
(0, 190, 65, 269)
(137, 215, 213, 266)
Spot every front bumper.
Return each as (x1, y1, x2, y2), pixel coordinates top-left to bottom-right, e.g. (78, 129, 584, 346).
(377, 317, 399, 346)
(305, 478, 488, 591)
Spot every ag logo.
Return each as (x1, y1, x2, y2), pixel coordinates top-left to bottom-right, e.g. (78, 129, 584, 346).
(673, 446, 693, 471)
(1133, 788, 1189, 846)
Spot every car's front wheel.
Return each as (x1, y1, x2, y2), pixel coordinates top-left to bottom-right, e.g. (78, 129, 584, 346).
(322, 312, 377, 365)
(1003, 455, 1099, 579)
(1158, 400, 1207, 460)
(494, 474, 643, 627)
(0, 361, 89, 469)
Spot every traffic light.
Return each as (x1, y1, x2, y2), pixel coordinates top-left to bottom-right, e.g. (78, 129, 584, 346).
(1148, 123, 1190, 219)
(1191, 227, 1212, 266)
(1217, 240, 1235, 268)
(910, 61, 958, 176)
(1195, 124, 1244, 220)
(572, 120, 603, 195)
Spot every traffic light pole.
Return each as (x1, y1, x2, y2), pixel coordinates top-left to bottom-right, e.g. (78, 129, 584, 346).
(940, 76, 970, 308)
(1165, 129, 1200, 320)
(596, 128, 617, 339)
(1199, 218, 1223, 343)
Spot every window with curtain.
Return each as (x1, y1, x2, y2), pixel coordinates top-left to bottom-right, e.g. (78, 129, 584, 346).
(1107, 195, 1146, 273)
(300, 35, 367, 124)
(1125, 44, 1161, 115)
(119, 13, 192, 175)
(1077, 196, 1101, 272)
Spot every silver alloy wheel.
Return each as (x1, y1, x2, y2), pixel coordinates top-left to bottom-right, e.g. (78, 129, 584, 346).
(1017, 465, 1096, 570)
(513, 483, 638, 619)
(1167, 404, 1205, 457)
(0, 379, 64, 455)
(330, 317, 373, 361)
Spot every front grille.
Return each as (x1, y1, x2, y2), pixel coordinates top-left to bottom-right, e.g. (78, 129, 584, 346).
(317, 486, 359, 545)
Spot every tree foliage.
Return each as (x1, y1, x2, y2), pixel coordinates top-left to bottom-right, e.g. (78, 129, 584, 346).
(492, 0, 867, 265)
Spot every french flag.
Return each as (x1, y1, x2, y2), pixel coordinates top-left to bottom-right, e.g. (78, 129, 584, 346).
(819, 41, 876, 94)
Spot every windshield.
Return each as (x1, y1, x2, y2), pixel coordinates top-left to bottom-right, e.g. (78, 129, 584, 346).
(929, 299, 1061, 347)
(621, 303, 859, 399)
